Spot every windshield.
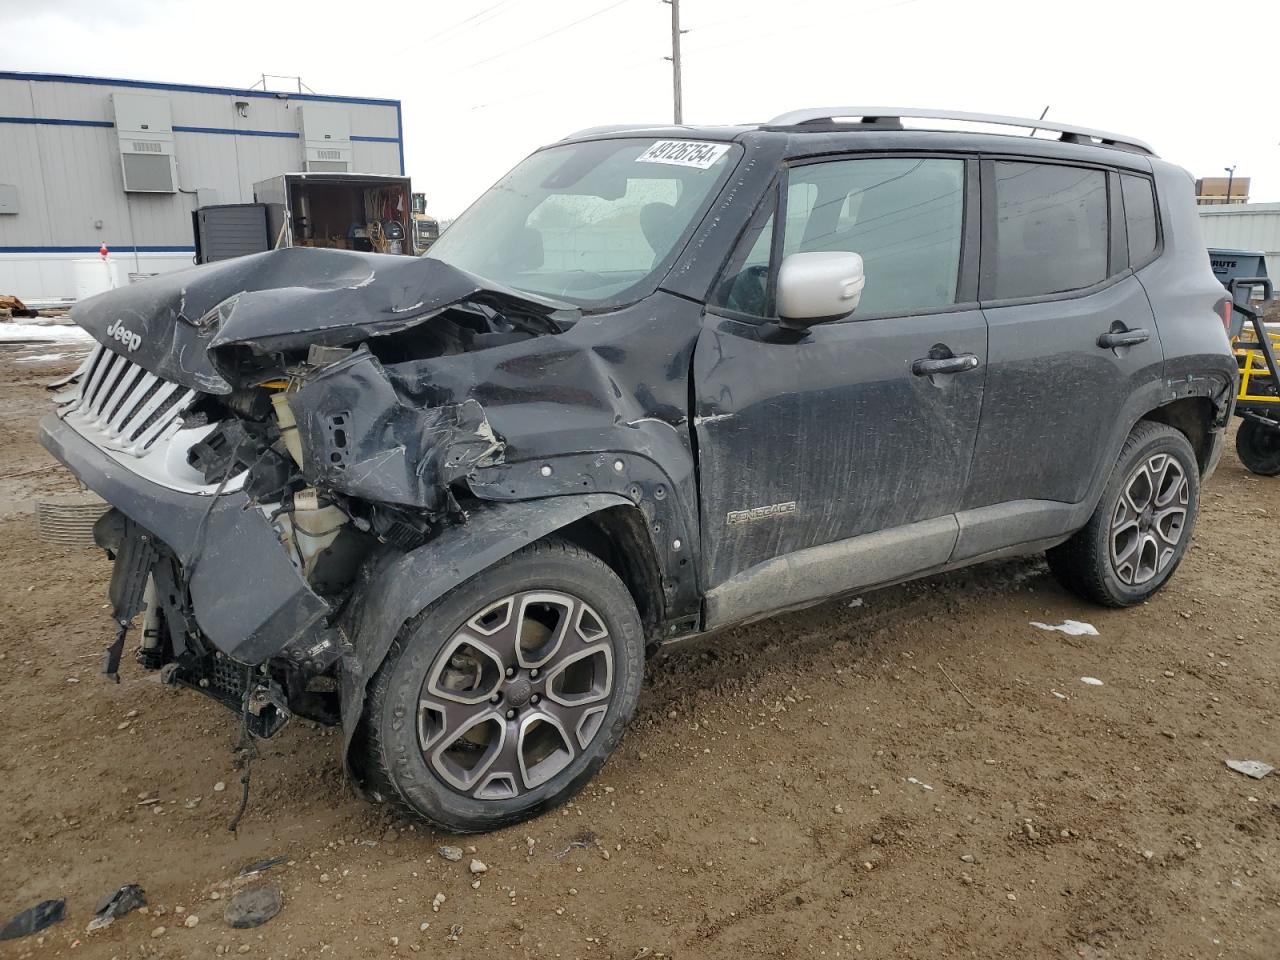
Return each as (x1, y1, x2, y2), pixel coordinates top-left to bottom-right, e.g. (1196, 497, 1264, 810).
(426, 137, 742, 308)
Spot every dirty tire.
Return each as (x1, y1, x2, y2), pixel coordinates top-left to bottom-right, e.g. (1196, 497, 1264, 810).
(361, 539, 644, 833)
(1235, 419, 1280, 476)
(1047, 421, 1200, 607)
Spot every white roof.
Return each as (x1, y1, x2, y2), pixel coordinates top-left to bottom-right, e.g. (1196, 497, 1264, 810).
(1199, 202, 1280, 216)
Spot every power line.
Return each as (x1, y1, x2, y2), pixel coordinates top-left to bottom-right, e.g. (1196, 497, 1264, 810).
(388, 0, 515, 59)
(458, 0, 633, 71)
(420, 0, 514, 46)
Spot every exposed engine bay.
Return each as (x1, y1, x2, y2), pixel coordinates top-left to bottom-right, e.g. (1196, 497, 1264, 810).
(47, 249, 580, 731)
(39, 246, 703, 772)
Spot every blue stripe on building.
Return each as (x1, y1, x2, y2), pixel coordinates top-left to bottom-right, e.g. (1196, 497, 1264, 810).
(0, 116, 113, 128)
(0, 70, 400, 108)
(0, 116, 401, 149)
(173, 125, 299, 138)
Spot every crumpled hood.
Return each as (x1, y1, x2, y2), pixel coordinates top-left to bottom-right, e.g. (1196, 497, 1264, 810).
(71, 247, 571, 394)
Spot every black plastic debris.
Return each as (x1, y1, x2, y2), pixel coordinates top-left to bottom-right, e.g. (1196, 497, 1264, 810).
(237, 855, 287, 878)
(0, 899, 66, 941)
(87, 884, 147, 932)
(224, 886, 282, 929)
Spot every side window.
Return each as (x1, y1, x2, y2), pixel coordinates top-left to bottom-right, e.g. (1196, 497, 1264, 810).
(1121, 174, 1158, 265)
(992, 161, 1108, 299)
(781, 158, 965, 314)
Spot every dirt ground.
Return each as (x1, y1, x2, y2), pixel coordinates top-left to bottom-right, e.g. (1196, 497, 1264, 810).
(1, 341, 1276, 960)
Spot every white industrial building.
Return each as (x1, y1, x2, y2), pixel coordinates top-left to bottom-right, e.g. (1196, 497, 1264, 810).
(1198, 202, 1280, 281)
(0, 71, 403, 301)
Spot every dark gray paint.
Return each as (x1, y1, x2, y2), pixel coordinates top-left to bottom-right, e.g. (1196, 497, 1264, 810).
(965, 275, 1163, 507)
(336, 493, 631, 765)
(37, 119, 1238, 767)
(39, 414, 332, 663)
(68, 248, 578, 393)
(694, 308, 987, 588)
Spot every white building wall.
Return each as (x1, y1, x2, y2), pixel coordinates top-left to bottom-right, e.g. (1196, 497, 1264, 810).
(0, 71, 403, 301)
(1198, 202, 1280, 282)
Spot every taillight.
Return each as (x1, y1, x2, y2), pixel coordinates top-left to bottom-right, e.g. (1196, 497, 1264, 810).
(1216, 296, 1233, 335)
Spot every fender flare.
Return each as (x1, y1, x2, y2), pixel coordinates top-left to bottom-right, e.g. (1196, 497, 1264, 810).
(337, 492, 632, 773)
(1071, 370, 1235, 530)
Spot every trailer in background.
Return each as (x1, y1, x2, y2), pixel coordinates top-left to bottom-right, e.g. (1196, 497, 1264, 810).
(254, 173, 412, 255)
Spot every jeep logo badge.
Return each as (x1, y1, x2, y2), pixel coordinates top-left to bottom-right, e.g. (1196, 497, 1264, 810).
(105, 319, 143, 352)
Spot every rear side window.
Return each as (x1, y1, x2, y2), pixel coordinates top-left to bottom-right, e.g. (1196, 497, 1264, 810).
(1121, 174, 1158, 265)
(992, 161, 1108, 299)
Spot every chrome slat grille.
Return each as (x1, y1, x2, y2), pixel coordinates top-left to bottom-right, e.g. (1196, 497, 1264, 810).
(61, 343, 195, 457)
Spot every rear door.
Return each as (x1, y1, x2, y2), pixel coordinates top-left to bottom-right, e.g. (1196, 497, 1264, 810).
(693, 154, 986, 614)
(961, 159, 1163, 519)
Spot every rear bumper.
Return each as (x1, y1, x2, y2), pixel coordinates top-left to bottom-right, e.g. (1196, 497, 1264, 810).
(39, 412, 334, 664)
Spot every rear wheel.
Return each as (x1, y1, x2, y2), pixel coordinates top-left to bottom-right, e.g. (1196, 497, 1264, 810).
(361, 539, 644, 833)
(1047, 421, 1199, 607)
(1235, 419, 1280, 476)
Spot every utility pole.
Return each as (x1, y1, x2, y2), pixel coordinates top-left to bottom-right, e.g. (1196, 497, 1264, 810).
(664, 0, 683, 124)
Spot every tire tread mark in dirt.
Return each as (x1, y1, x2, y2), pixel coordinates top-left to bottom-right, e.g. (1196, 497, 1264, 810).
(688, 814, 913, 945)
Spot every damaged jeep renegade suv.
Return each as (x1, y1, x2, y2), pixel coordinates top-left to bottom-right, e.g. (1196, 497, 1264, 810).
(40, 108, 1236, 831)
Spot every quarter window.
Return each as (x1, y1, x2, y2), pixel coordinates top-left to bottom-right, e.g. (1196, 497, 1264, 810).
(714, 213, 774, 316)
(1121, 174, 1158, 265)
(992, 161, 1108, 299)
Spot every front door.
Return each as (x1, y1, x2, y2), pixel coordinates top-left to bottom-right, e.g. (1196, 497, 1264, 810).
(692, 155, 986, 619)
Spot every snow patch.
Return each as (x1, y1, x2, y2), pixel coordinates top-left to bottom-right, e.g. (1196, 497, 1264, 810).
(0, 322, 93, 343)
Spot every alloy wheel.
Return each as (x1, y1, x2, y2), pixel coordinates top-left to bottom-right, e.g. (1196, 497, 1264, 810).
(417, 590, 614, 801)
(1108, 452, 1189, 586)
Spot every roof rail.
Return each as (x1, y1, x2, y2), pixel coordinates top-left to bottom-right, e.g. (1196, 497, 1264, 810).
(765, 107, 1155, 156)
(561, 123, 655, 140)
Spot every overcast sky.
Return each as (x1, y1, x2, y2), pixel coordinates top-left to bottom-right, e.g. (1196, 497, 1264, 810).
(4, 0, 1278, 217)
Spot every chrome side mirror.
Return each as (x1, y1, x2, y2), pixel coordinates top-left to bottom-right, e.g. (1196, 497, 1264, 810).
(776, 251, 865, 325)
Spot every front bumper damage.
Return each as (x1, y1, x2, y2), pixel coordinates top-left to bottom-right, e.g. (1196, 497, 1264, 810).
(36, 248, 574, 699)
(38, 248, 704, 783)
(40, 412, 338, 667)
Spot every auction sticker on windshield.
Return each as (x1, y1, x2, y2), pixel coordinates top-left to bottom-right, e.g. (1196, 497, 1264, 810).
(636, 140, 731, 169)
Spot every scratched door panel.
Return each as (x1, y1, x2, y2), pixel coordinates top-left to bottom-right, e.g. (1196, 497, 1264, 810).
(692, 309, 986, 589)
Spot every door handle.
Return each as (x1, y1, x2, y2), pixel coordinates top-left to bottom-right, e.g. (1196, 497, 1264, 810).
(911, 353, 980, 376)
(1097, 328, 1150, 349)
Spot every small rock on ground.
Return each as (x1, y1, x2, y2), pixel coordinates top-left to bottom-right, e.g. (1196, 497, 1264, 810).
(223, 887, 283, 929)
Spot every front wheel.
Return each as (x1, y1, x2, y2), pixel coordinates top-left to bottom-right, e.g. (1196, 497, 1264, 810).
(1235, 419, 1280, 476)
(360, 539, 645, 833)
(1047, 421, 1200, 607)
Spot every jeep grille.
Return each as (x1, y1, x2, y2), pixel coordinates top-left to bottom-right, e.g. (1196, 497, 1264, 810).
(59, 343, 196, 456)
